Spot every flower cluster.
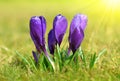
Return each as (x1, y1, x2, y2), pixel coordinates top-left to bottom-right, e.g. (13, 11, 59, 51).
(29, 14, 88, 68)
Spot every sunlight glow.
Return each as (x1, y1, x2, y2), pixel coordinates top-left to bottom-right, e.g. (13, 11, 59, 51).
(102, 0, 120, 10)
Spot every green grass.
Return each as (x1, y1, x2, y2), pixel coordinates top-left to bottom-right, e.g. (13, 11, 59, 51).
(0, 0, 120, 81)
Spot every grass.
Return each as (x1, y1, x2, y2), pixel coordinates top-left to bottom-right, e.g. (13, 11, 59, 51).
(0, 0, 120, 81)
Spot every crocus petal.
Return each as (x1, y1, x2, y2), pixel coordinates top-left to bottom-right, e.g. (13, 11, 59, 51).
(53, 14, 68, 46)
(69, 27, 84, 53)
(79, 14, 88, 31)
(48, 29, 56, 54)
(39, 16, 46, 40)
(32, 51, 39, 63)
(30, 16, 46, 52)
(70, 14, 87, 35)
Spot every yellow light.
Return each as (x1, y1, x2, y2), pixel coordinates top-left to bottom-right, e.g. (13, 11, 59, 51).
(102, 0, 120, 10)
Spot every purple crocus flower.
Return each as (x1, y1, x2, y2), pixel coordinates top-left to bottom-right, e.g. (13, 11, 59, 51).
(48, 29, 56, 54)
(53, 14, 68, 46)
(30, 16, 46, 52)
(30, 16, 46, 63)
(30, 16, 55, 69)
(68, 14, 88, 54)
(48, 14, 68, 54)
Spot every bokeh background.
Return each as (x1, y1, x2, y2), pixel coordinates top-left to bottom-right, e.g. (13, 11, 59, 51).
(0, 0, 120, 69)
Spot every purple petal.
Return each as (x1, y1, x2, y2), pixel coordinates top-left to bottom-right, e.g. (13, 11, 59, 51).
(30, 16, 46, 52)
(79, 14, 88, 31)
(32, 51, 39, 63)
(53, 14, 68, 46)
(70, 14, 87, 35)
(69, 27, 84, 53)
(48, 29, 56, 54)
(39, 16, 46, 40)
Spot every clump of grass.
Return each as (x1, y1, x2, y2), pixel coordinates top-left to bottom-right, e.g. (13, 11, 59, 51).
(13, 46, 106, 73)
(0, 47, 107, 81)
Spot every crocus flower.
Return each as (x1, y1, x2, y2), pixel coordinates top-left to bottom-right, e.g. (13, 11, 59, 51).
(30, 16, 46, 52)
(30, 16, 55, 69)
(48, 14, 68, 54)
(48, 29, 56, 54)
(68, 14, 88, 54)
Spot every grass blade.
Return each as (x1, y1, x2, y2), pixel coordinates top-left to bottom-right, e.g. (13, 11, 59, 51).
(89, 53, 96, 69)
(15, 51, 30, 66)
(95, 48, 106, 63)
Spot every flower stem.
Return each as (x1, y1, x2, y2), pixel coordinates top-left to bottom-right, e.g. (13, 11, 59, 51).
(43, 48, 55, 71)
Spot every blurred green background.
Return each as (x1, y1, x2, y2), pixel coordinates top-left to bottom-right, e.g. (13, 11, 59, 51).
(0, 0, 120, 66)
